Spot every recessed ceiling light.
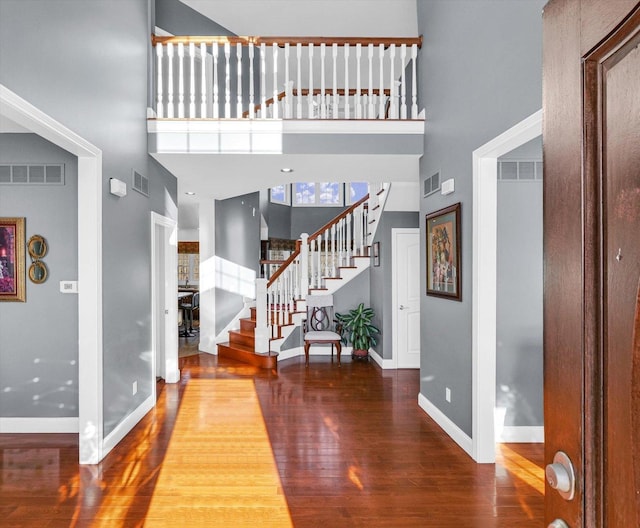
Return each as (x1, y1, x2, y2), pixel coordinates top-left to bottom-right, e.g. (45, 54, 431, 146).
(185, 191, 196, 195)
(280, 168, 294, 173)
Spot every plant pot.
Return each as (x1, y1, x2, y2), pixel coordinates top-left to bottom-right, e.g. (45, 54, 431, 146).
(352, 349, 369, 360)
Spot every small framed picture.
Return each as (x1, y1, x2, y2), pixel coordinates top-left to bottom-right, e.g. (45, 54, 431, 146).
(426, 203, 461, 300)
(0, 217, 26, 302)
(372, 241, 380, 267)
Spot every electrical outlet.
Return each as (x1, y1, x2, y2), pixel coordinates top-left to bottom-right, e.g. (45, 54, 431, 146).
(132, 380, 138, 395)
(445, 387, 451, 402)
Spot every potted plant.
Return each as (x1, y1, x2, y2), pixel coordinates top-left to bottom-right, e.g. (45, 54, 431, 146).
(335, 303, 380, 360)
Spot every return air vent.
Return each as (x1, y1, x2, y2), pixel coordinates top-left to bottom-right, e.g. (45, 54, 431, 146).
(0, 164, 64, 185)
(132, 170, 149, 197)
(423, 171, 440, 197)
(498, 160, 542, 181)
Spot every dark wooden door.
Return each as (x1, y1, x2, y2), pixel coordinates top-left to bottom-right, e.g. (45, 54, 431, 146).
(544, 1, 640, 526)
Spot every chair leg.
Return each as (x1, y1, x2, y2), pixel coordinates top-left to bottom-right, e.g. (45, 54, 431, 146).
(304, 342, 310, 367)
(336, 342, 341, 366)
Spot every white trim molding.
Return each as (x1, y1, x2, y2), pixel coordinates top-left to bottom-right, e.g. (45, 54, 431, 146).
(0, 417, 79, 434)
(102, 395, 154, 457)
(0, 84, 104, 465)
(368, 348, 395, 369)
(418, 393, 473, 458)
(471, 109, 542, 463)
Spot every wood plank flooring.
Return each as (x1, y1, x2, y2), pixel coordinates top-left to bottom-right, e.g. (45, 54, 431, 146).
(0, 351, 544, 527)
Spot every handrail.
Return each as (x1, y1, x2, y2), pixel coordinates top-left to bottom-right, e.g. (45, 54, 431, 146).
(152, 35, 423, 48)
(267, 194, 369, 289)
(243, 88, 392, 118)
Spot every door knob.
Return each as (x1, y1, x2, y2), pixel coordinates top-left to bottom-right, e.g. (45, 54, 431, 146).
(545, 451, 576, 500)
(399, 305, 406, 310)
(548, 520, 569, 528)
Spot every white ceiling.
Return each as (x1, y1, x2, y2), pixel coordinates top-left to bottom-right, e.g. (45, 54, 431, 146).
(180, 0, 418, 37)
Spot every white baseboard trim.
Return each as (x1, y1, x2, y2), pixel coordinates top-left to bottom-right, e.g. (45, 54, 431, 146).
(368, 348, 395, 369)
(497, 426, 544, 443)
(418, 392, 473, 458)
(276, 345, 353, 362)
(102, 394, 154, 456)
(0, 417, 79, 433)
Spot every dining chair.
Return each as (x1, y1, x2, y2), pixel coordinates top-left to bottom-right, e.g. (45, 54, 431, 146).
(303, 294, 342, 366)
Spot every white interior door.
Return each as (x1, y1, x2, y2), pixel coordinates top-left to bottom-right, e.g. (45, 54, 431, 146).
(154, 224, 166, 379)
(393, 228, 420, 368)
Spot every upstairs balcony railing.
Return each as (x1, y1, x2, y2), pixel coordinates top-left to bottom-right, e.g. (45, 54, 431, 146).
(152, 36, 422, 121)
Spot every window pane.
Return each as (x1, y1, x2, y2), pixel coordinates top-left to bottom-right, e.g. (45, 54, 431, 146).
(294, 182, 316, 204)
(318, 182, 341, 205)
(270, 184, 288, 204)
(349, 182, 369, 203)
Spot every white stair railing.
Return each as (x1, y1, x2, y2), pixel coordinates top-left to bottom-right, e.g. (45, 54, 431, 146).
(152, 35, 422, 120)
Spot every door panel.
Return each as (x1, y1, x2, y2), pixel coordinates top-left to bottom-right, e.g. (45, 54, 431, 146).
(396, 230, 420, 369)
(602, 29, 640, 526)
(544, 1, 640, 526)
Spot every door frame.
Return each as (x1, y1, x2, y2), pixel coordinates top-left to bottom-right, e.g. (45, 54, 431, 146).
(0, 84, 104, 464)
(471, 109, 542, 463)
(392, 227, 420, 369)
(151, 212, 179, 391)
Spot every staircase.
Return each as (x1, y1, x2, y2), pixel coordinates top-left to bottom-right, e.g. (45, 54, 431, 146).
(217, 183, 389, 367)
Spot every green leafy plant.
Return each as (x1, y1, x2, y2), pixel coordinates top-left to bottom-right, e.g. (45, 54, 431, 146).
(335, 303, 380, 353)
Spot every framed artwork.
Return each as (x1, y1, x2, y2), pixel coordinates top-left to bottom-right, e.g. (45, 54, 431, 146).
(0, 217, 26, 302)
(372, 241, 380, 267)
(426, 203, 461, 300)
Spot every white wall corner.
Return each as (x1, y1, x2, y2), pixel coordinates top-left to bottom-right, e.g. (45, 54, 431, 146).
(102, 395, 154, 457)
(368, 348, 395, 369)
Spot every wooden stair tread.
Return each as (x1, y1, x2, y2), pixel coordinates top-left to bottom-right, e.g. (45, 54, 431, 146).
(323, 277, 343, 281)
(217, 342, 278, 369)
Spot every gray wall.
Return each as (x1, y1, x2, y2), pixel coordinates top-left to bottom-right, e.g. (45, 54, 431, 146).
(215, 192, 260, 334)
(370, 211, 419, 360)
(0, 134, 78, 417)
(0, 0, 178, 435)
(496, 139, 543, 427)
(290, 206, 347, 239)
(417, 0, 544, 436)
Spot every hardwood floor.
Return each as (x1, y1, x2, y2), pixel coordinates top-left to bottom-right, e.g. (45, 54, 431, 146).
(0, 351, 544, 527)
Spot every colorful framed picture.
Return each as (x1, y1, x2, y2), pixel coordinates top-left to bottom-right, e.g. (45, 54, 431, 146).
(0, 217, 26, 302)
(426, 203, 461, 301)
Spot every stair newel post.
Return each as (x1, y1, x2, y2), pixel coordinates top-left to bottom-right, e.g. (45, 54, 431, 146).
(367, 43, 374, 119)
(344, 44, 350, 119)
(300, 233, 309, 297)
(248, 43, 255, 119)
(255, 278, 269, 353)
(156, 43, 164, 118)
(189, 43, 196, 118)
(260, 43, 266, 117)
(378, 43, 385, 119)
(224, 42, 231, 118)
(177, 43, 185, 118)
(411, 43, 418, 119)
(212, 43, 219, 118)
(355, 43, 362, 119)
(236, 42, 243, 119)
(167, 43, 174, 118)
(400, 44, 407, 120)
(272, 43, 279, 119)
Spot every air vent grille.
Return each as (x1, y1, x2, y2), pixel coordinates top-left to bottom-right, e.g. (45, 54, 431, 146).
(498, 160, 542, 181)
(0, 164, 65, 185)
(132, 170, 149, 197)
(423, 171, 440, 197)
